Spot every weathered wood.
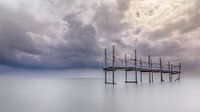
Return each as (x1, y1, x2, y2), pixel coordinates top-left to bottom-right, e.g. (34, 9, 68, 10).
(104, 49, 107, 83)
(140, 59, 142, 83)
(112, 45, 115, 84)
(168, 61, 171, 82)
(135, 50, 138, 83)
(151, 59, 154, 83)
(125, 54, 127, 82)
(178, 62, 181, 81)
(148, 55, 151, 83)
(160, 58, 164, 82)
(170, 64, 173, 82)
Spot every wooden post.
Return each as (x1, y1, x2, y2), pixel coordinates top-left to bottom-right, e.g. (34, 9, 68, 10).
(151, 59, 153, 83)
(175, 62, 181, 82)
(160, 58, 164, 82)
(168, 61, 171, 82)
(171, 64, 173, 82)
(125, 54, 127, 82)
(135, 49, 138, 83)
(112, 45, 115, 84)
(104, 48, 107, 83)
(140, 59, 142, 83)
(148, 55, 151, 83)
(178, 62, 181, 81)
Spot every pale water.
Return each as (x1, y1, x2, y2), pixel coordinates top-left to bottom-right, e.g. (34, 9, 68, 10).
(0, 70, 200, 112)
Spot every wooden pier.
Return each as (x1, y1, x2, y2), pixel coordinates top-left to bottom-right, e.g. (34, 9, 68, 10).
(102, 46, 181, 84)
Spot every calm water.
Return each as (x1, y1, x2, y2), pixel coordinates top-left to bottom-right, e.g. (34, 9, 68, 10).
(0, 70, 200, 112)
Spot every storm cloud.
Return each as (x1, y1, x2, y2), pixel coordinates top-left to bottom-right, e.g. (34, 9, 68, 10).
(0, 0, 200, 73)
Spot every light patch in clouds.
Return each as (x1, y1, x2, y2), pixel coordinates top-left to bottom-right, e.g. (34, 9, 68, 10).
(126, 0, 192, 29)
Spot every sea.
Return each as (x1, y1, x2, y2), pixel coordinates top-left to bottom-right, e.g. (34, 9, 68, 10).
(0, 69, 199, 112)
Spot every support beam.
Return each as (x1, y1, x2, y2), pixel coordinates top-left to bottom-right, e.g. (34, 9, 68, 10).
(160, 58, 164, 82)
(151, 59, 153, 83)
(178, 62, 181, 81)
(104, 48, 107, 83)
(168, 61, 171, 82)
(112, 45, 115, 84)
(125, 54, 127, 82)
(175, 62, 181, 82)
(125, 81, 138, 83)
(148, 55, 151, 83)
(170, 64, 173, 82)
(140, 59, 142, 83)
(135, 49, 138, 84)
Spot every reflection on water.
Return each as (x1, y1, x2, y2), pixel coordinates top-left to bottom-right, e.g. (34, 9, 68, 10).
(0, 71, 200, 112)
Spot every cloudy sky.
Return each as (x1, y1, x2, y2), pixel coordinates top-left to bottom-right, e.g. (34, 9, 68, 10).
(0, 0, 199, 72)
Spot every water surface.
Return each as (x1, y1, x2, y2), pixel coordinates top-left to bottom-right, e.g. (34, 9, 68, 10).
(0, 70, 199, 112)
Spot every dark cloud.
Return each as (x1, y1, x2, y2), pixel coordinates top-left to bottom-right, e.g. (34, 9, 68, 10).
(0, 3, 103, 69)
(59, 13, 102, 68)
(0, 5, 46, 69)
(0, 1, 109, 69)
(117, 0, 131, 12)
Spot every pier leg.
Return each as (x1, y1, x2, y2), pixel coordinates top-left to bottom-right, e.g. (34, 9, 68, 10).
(149, 72, 151, 83)
(178, 62, 181, 81)
(170, 74, 172, 82)
(175, 63, 181, 82)
(160, 58, 164, 82)
(135, 50, 138, 84)
(148, 55, 151, 83)
(125, 54, 127, 83)
(112, 71, 115, 84)
(125, 71, 127, 83)
(135, 70, 138, 84)
(112, 46, 115, 84)
(170, 64, 173, 82)
(151, 59, 153, 83)
(161, 72, 164, 82)
(169, 73, 172, 82)
(169, 72, 171, 82)
(104, 48, 108, 84)
(168, 61, 171, 82)
(139, 59, 142, 83)
(178, 73, 181, 81)
(105, 70, 107, 83)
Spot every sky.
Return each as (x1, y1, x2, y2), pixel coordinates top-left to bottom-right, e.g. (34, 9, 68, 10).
(0, 0, 199, 72)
